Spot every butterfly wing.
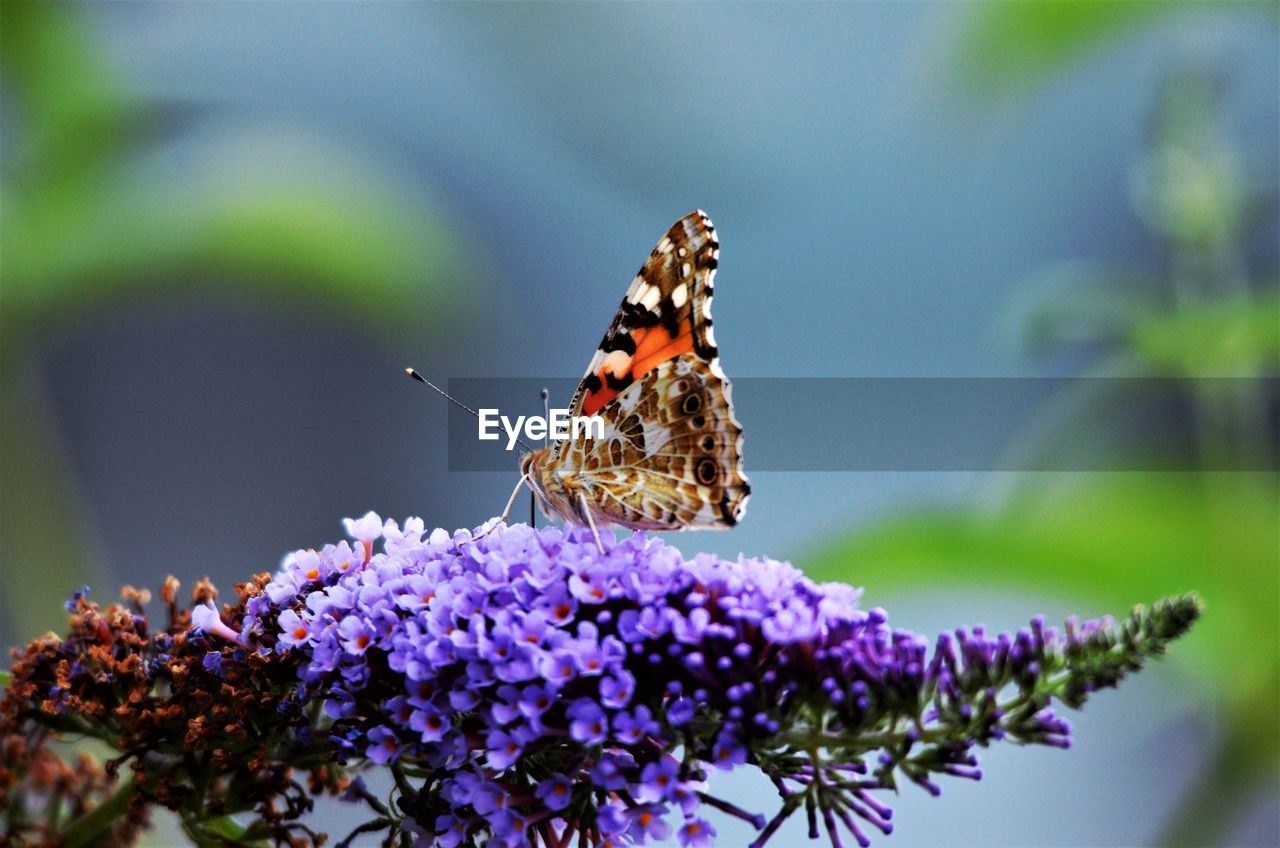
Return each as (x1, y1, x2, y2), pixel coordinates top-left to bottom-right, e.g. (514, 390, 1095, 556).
(565, 210, 722, 423)
(545, 210, 748, 530)
(568, 354, 749, 530)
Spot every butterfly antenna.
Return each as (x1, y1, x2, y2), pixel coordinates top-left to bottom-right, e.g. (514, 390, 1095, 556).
(404, 367, 537, 453)
(533, 387, 552, 527)
(540, 387, 551, 449)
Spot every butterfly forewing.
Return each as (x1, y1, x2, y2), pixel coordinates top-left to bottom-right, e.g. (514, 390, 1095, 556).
(565, 210, 721, 423)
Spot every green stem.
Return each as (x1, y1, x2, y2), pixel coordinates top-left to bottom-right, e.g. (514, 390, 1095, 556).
(59, 778, 136, 848)
(182, 813, 275, 848)
(390, 762, 415, 798)
(0, 335, 109, 649)
(775, 665, 1091, 759)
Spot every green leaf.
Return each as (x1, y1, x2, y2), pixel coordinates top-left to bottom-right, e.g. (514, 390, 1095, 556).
(2, 136, 463, 334)
(1128, 295, 1280, 375)
(0, 2, 134, 178)
(996, 262, 1163, 360)
(951, 1, 1276, 96)
(1, 2, 464, 334)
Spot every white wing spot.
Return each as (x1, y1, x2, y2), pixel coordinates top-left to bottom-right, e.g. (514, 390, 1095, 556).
(617, 387, 643, 412)
(671, 284, 688, 309)
(601, 350, 631, 377)
(677, 246, 688, 258)
(641, 423, 673, 457)
(639, 285, 661, 311)
(680, 262, 692, 278)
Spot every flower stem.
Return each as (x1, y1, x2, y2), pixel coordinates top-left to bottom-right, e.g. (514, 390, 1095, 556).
(185, 814, 273, 848)
(59, 778, 137, 848)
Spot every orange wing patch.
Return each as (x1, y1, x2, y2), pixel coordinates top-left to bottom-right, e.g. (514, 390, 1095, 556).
(567, 210, 720, 422)
(580, 320, 694, 415)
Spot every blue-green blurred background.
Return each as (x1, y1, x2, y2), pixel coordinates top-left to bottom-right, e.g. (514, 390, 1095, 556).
(2, 2, 1276, 846)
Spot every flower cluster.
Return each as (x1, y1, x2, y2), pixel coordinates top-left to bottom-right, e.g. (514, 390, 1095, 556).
(0, 576, 343, 848)
(241, 514, 1202, 848)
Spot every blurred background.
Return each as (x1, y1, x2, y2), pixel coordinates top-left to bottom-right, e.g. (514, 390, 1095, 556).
(1, 2, 1276, 846)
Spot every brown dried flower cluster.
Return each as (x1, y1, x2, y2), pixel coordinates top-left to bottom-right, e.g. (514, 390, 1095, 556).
(0, 577, 344, 847)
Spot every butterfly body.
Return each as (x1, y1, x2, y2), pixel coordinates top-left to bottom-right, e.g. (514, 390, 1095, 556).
(519, 211, 749, 536)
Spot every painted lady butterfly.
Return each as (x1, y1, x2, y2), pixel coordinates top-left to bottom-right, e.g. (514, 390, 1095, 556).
(506, 210, 750, 550)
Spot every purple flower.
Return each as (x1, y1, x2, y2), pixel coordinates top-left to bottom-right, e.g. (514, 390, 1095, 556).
(614, 705, 658, 745)
(600, 670, 636, 709)
(484, 729, 524, 770)
(666, 696, 696, 726)
(567, 698, 608, 744)
(243, 515, 1199, 848)
(597, 801, 630, 837)
(535, 774, 575, 811)
(517, 683, 555, 719)
(365, 725, 401, 764)
(409, 705, 450, 743)
(670, 776, 707, 817)
(201, 651, 224, 677)
(633, 755, 681, 804)
(627, 803, 673, 844)
(538, 648, 578, 684)
(343, 511, 383, 546)
(678, 818, 717, 848)
(275, 608, 310, 646)
(190, 601, 242, 644)
(337, 616, 377, 655)
(433, 814, 467, 848)
(488, 809, 529, 847)
(382, 516, 426, 554)
(569, 568, 613, 604)
(711, 730, 748, 771)
(65, 585, 90, 612)
(591, 751, 635, 791)
(469, 780, 508, 816)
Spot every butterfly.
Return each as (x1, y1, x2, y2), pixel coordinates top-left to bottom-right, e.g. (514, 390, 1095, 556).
(504, 210, 750, 550)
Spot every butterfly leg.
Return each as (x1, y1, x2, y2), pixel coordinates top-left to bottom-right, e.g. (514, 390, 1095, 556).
(577, 492, 606, 554)
(472, 474, 530, 544)
(499, 474, 529, 524)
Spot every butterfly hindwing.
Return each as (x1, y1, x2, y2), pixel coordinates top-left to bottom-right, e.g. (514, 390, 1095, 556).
(558, 355, 749, 530)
